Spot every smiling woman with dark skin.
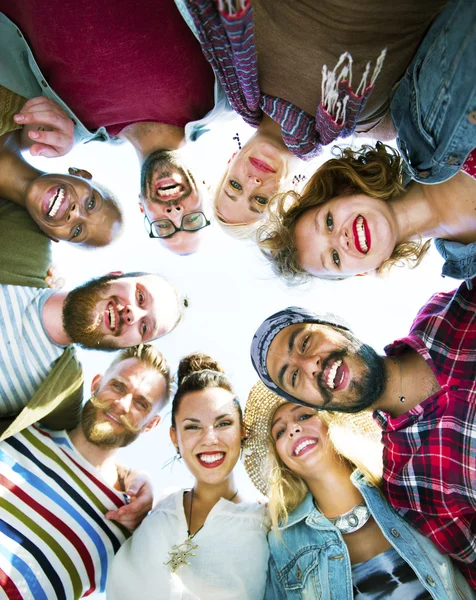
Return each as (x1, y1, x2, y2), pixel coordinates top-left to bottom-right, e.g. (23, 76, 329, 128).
(0, 129, 123, 247)
(257, 143, 476, 282)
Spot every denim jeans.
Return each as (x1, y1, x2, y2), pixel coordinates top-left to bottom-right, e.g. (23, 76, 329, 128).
(391, 0, 476, 185)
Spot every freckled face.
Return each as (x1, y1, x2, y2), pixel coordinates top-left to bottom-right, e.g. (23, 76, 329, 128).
(294, 194, 397, 277)
(271, 403, 335, 480)
(26, 173, 121, 246)
(170, 388, 243, 486)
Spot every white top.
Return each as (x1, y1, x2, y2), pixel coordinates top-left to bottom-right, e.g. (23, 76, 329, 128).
(107, 489, 269, 600)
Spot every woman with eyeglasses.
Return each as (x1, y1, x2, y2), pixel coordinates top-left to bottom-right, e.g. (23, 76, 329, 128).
(243, 382, 475, 600)
(107, 354, 269, 599)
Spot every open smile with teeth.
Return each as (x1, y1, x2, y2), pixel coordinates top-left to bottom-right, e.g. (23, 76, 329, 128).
(326, 359, 343, 390)
(293, 439, 317, 457)
(106, 301, 121, 333)
(48, 187, 66, 218)
(108, 303, 116, 330)
(197, 452, 225, 465)
(156, 183, 184, 198)
(354, 215, 370, 254)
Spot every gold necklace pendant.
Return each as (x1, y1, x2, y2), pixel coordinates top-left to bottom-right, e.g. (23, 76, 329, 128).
(164, 536, 199, 573)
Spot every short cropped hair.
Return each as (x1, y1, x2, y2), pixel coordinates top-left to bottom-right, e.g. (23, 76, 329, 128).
(109, 344, 171, 407)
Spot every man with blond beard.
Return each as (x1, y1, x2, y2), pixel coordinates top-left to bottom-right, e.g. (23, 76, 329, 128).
(0, 344, 170, 598)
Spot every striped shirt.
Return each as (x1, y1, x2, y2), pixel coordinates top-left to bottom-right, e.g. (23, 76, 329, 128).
(0, 285, 64, 416)
(0, 426, 129, 599)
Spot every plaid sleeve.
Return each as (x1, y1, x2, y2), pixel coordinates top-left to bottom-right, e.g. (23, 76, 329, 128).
(380, 280, 476, 588)
(408, 280, 476, 390)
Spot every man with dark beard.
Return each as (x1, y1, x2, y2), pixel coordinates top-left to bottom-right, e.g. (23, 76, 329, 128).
(0, 270, 182, 440)
(0, 343, 170, 598)
(250, 280, 476, 590)
(0, 0, 230, 254)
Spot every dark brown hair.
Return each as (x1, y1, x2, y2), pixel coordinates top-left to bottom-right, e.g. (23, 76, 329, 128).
(171, 353, 242, 428)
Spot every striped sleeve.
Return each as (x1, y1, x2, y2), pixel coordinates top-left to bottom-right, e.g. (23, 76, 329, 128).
(0, 426, 128, 599)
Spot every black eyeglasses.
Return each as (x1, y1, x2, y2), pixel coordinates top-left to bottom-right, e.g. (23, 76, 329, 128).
(144, 212, 211, 239)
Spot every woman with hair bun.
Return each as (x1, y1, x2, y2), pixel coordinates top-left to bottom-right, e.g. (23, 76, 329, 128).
(107, 353, 269, 600)
(243, 382, 475, 600)
(257, 143, 476, 285)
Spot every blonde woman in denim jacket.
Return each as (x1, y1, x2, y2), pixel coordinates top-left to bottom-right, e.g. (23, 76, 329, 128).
(243, 382, 475, 600)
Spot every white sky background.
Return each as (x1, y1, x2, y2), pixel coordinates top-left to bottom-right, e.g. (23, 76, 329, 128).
(27, 115, 458, 596)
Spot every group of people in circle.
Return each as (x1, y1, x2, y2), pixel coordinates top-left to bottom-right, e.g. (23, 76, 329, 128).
(0, 0, 474, 598)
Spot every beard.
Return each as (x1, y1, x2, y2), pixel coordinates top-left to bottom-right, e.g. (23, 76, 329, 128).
(140, 149, 196, 205)
(315, 330, 387, 414)
(81, 396, 143, 449)
(62, 274, 122, 350)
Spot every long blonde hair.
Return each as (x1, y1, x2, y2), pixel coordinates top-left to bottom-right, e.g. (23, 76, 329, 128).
(267, 410, 383, 533)
(257, 143, 432, 283)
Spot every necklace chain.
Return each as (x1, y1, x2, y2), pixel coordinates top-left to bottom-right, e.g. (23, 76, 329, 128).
(164, 487, 238, 573)
(187, 487, 239, 537)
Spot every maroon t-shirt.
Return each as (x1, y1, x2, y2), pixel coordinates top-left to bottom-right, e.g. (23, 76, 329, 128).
(1, 0, 215, 135)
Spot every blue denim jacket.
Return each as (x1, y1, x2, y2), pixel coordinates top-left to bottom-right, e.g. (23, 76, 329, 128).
(0, 9, 232, 147)
(390, 0, 476, 286)
(265, 471, 475, 600)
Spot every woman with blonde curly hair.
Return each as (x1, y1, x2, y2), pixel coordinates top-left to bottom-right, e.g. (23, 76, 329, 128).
(243, 382, 475, 600)
(257, 142, 476, 284)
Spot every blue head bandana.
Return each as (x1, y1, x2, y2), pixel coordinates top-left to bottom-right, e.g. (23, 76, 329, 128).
(250, 306, 351, 407)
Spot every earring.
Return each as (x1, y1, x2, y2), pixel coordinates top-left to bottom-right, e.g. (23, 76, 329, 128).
(292, 174, 306, 187)
(240, 438, 250, 461)
(232, 133, 242, 151)
(161, 447, 182, 469)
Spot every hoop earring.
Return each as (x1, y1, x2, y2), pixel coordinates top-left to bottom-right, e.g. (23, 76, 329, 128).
(232, 133, 242, 151)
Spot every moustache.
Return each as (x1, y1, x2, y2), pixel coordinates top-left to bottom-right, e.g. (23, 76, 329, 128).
(90, 393, 142, 434)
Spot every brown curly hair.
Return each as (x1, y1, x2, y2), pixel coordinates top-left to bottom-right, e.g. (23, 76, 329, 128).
(256, 143, 431, 284)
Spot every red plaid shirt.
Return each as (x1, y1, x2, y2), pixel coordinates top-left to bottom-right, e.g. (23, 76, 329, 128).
(374, 280, 476, 589)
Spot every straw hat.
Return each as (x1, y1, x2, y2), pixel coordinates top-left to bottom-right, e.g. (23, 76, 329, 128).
(243, 381, 382, 496)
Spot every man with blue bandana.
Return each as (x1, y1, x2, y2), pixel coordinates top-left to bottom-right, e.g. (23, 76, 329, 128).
(250, 282, 476, 590)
